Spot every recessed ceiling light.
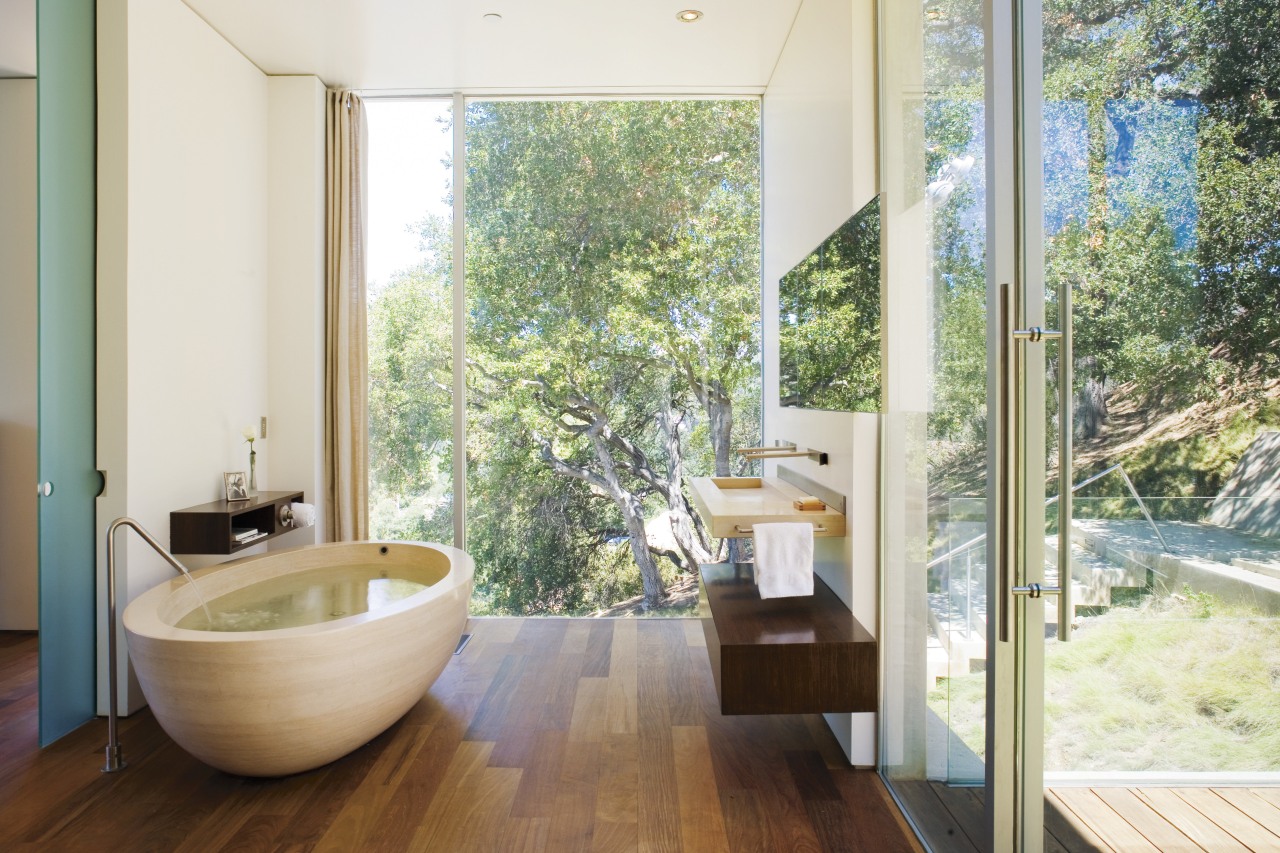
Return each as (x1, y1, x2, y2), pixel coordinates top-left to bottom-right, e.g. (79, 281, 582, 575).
(483, 12, 502, 22)
(676, 9, 703, 23)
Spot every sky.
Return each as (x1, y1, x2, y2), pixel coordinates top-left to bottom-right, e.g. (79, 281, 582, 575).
(365, 99, 454, 291)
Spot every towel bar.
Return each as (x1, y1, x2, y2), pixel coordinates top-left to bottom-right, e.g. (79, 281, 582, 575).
(734, 523, 828, 535)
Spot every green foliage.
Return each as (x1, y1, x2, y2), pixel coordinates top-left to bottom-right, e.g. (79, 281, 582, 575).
(366, 100, 762, 613)
(1046, 203, 1213, 402)
(1196, 122, 1280, 372)
(778, 197, 881, 412)
(368, 258, 454, 541)
(1181, 584, 1216, 619)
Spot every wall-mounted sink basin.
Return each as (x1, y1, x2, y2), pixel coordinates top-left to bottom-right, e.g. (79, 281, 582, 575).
(710, 477, 763, 489)
(689, 476, 846, 538)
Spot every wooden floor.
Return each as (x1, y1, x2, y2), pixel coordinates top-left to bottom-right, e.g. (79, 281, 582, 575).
(895, 779, 1280, 852)
(0, 621, 922, 852)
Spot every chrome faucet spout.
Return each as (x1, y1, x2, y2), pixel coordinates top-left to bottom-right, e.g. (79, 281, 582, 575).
(103, 516, 197, 773)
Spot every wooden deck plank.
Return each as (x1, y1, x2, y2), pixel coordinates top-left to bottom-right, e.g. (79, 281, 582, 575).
(1173, 787, 1280, 850)
(1090, 787, 1206, 852)
(1053, 787, 1160, 852)
(1044, 789, 1113, 853)
(1211, 787, 1280, 839)
(1131, 788, 1249, 852)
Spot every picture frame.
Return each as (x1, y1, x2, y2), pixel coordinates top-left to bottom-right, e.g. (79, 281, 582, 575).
(224, 471, 249, 502)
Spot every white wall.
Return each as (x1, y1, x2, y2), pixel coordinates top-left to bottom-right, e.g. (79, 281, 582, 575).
(0, 79, 38, 630)
(268, 75, 328, 544)
(97, 0, 324, 713)
(761, 0, 879, 765)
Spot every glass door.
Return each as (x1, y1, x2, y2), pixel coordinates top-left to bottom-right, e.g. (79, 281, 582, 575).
(1038, 0, 1280, 845)
(879, 0, 1056, 848)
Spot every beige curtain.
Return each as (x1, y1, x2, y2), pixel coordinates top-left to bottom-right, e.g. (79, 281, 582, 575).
(324, 89, 369, 541)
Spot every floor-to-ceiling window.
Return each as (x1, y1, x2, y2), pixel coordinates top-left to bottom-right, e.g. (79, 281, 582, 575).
(367, 97, 762, 617)
(366, 98, 456, 546)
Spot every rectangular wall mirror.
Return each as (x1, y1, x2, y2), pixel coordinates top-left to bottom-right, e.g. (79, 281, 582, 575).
(778, 194, 882, 413)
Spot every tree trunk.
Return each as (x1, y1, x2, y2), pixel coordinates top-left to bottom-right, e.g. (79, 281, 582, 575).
(656, 408, 713, 572)
(701, 380, 744, 564)
(589, 432, 667, 608)
(1076, 377, 1108, 441)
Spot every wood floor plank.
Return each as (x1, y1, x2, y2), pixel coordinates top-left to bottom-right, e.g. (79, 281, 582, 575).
(491, 621, 570, 768)
(720, 789, 772, 853)
(1091, 787, 1205, 852)
(1173, 787, 1280, 850)
(893, 781, 982, 853)
(673, 725, 731, 853)
(310, 721, 437, 851)
(581, 620, 614, 678)
(684, 616, 706, 648)
(922, 781, 985, 851)
(593, 732, 639, 828)
(637, 629, 682, 853)
(561, 620, 593, 655)
(1131, 788, 1248, 852)
(837, 772, 927, 853)
(1053, 788, 1160, 852)
(605, 619, 639, 736)
(0, 621, 923, 852)
(405, 739, 498, 850)
(502, 815, 552, 853)
(546, 739, 602, 853)
(568, 677, 609, 744)
(509, 729, 569, 818)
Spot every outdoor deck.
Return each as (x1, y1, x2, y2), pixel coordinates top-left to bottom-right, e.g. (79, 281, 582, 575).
(897, 779, 1280, 852)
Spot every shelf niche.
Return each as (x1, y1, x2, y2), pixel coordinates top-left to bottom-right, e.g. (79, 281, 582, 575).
(170, 490, 305, 555)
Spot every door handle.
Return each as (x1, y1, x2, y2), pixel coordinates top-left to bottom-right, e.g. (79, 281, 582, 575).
(1012, 327, 1061, 342)
(1012, 583, 1061, 598)
(38, 482, 53, 497)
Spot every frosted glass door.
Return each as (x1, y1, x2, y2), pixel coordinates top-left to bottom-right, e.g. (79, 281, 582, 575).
(37, 0, 99, 746)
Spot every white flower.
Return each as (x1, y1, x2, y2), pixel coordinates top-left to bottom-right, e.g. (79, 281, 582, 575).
(242, 425, 256, 443)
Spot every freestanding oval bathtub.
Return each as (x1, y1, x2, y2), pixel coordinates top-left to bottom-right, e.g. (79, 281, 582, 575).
(123, 541, 473, 777)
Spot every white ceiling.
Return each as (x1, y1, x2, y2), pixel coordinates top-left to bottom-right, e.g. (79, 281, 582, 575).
(0, 1, 800, 91)
(182, 0, 802, 93)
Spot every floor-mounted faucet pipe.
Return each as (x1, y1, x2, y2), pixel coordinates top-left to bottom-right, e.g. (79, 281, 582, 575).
(102, 517, 196, 773)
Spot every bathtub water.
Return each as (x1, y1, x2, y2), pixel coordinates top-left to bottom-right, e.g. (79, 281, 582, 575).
(123, 541, 472, 777)
(174, 564, 431, 632)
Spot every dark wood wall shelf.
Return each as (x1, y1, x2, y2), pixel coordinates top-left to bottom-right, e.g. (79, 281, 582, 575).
(698, 562, 876, 715)
(170, 490, 304, 555)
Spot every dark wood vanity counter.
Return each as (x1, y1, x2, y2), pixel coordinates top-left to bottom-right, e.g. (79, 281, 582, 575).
(698, 562, 876, 715)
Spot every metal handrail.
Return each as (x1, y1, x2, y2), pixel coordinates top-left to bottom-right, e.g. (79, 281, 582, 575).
(926, 463, 1172, 570)
(102, 517, 199, 773)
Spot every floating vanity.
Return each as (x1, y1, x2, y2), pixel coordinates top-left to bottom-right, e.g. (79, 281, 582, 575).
(688, 471, 846, 538)
(698, 563, 876, 715)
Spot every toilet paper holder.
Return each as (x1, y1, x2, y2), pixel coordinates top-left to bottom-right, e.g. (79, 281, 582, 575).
(279, 501, 317, 529)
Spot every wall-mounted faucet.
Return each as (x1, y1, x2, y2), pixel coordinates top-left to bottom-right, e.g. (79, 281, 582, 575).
(736, 440, 829, 466)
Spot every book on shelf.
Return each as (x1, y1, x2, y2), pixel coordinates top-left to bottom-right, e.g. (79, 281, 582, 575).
(232, 527, 260, 542)
(233, 531, 268, 547)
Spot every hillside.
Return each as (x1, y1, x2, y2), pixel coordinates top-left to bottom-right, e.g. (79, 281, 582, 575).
(931, 372, 1280, 502)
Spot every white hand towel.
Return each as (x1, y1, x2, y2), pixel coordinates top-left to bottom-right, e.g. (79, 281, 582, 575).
(753, 521, 814, 599)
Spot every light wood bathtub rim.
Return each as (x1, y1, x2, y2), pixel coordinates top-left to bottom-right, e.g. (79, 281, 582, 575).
(122, 540, 474, 643)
